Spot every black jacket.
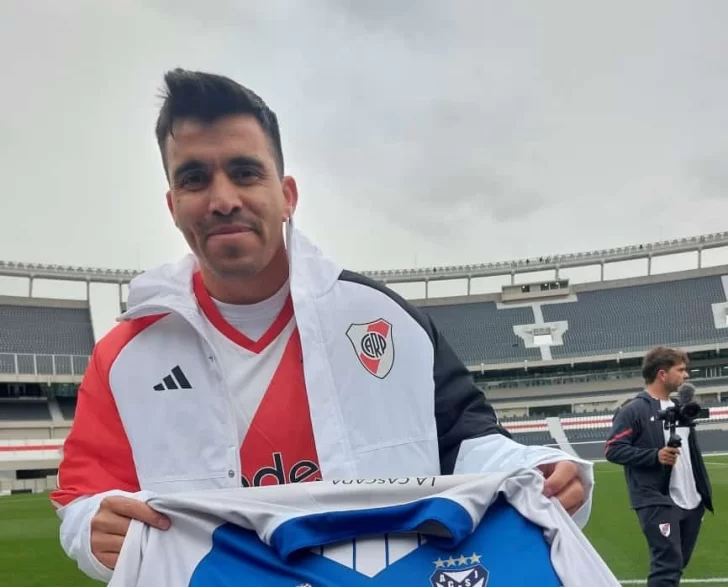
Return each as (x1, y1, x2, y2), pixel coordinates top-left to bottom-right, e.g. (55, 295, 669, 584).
(605, 391, 713, 512)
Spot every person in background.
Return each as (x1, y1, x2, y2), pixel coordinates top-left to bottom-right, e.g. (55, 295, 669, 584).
(51, 68, 592, 582)
(606, 346, 712, 587)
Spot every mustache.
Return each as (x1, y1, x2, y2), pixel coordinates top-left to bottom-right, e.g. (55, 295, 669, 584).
(201, 213, 262, 236)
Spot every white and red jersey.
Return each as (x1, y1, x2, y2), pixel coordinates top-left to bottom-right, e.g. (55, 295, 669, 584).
(51, 222, 595, 583)
(193, 272, 321, 488)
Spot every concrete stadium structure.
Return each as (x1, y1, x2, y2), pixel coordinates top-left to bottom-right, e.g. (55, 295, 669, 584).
(2, 231, 728, 493)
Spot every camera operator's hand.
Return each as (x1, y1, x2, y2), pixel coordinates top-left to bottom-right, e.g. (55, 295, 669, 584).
(658, 446, 680, 466)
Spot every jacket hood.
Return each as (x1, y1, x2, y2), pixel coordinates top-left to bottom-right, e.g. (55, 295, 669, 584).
(635, 391, 655, 403)
(636, 390, 675, 405)
(120, 221, 342, 321)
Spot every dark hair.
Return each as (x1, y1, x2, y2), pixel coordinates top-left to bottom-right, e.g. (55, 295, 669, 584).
(641, 346, 689, 384)
(155, 68, 284, 178)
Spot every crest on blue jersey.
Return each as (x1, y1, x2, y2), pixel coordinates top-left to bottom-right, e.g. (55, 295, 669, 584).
(430, 553, 488, 587)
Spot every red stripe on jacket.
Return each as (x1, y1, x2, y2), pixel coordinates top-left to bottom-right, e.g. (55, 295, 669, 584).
(604, 427, 633, 448)
(50, 314, 166, 508)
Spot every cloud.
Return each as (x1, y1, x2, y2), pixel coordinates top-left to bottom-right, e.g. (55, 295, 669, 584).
(690, 154, 728, 200)
(1, 0, 728, 281)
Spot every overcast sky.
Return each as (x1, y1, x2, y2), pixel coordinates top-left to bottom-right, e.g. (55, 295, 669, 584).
(1, 1, 727, 334)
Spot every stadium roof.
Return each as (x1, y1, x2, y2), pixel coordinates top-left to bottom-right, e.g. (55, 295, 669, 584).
(1, 231, 728, 286)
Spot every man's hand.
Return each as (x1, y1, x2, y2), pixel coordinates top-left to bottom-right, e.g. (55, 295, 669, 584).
(658, 446, 680, 466)
(539, 461, 586, 516)
(91, 496, 170, 570)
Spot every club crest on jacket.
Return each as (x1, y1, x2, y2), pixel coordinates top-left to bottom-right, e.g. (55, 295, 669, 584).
(346, 319, 394, 379)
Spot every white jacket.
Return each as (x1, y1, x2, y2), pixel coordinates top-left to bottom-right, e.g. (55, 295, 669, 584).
(52, 223, 594, 582)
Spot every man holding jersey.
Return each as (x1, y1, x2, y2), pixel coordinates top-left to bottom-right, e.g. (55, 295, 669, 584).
(51, 69, 592, 582)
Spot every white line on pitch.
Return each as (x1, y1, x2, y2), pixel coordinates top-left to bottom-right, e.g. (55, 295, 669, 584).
(620, 579, 728, 585)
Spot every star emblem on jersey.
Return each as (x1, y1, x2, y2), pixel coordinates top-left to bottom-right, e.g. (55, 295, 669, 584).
(346, 319, 394, 379)
(659, 522, 671, 537)
(430, 553, 488, 587)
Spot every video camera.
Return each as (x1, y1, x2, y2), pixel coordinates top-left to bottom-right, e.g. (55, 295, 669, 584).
(657, 383, 709, 493)
(657, 383, 708, 449)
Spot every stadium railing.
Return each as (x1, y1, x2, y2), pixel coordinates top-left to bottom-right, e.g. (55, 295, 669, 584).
(482, 368, 644, 390)
(0, 353, 89, 377)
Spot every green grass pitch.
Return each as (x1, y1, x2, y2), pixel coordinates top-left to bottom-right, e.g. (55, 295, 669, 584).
(1, 456, 727, 586)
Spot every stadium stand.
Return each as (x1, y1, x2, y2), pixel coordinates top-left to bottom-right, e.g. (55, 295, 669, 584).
(564, 429, 610, 443)
(500, 417, 559, 448)
(498, 403, 728, 461)
(0, 297, 93, 379)
(501, 414, 550, 423)
(0, 302, 94, 356)
(55, 396, 78, 421)
(541, 276, 728, 359)
(3, 235, 728, 494)
(0, 297, 91, 492)
(509, 431, 557, 446)
(0, 400, 51, 422)
(421, 271, 728, 367)
(422, 302, 541, 364)
(697, 429, 728, 453)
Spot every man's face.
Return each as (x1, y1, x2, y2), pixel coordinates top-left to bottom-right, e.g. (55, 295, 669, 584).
(662, 362, 689, 393)
(164, 115, 297, 280)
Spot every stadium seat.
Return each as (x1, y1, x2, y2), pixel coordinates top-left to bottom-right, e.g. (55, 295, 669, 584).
(541, 276, 728, 359)
(0, 401, 51, 421)
(423, 302, 541, 364)
(422, 275, 728, 364)
(0, 304, 94, 358)
(56, 396, 78, 420)
(509, 431, 557, 446)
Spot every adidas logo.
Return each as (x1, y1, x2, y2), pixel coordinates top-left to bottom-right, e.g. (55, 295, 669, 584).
(153, 366, 192, 391)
